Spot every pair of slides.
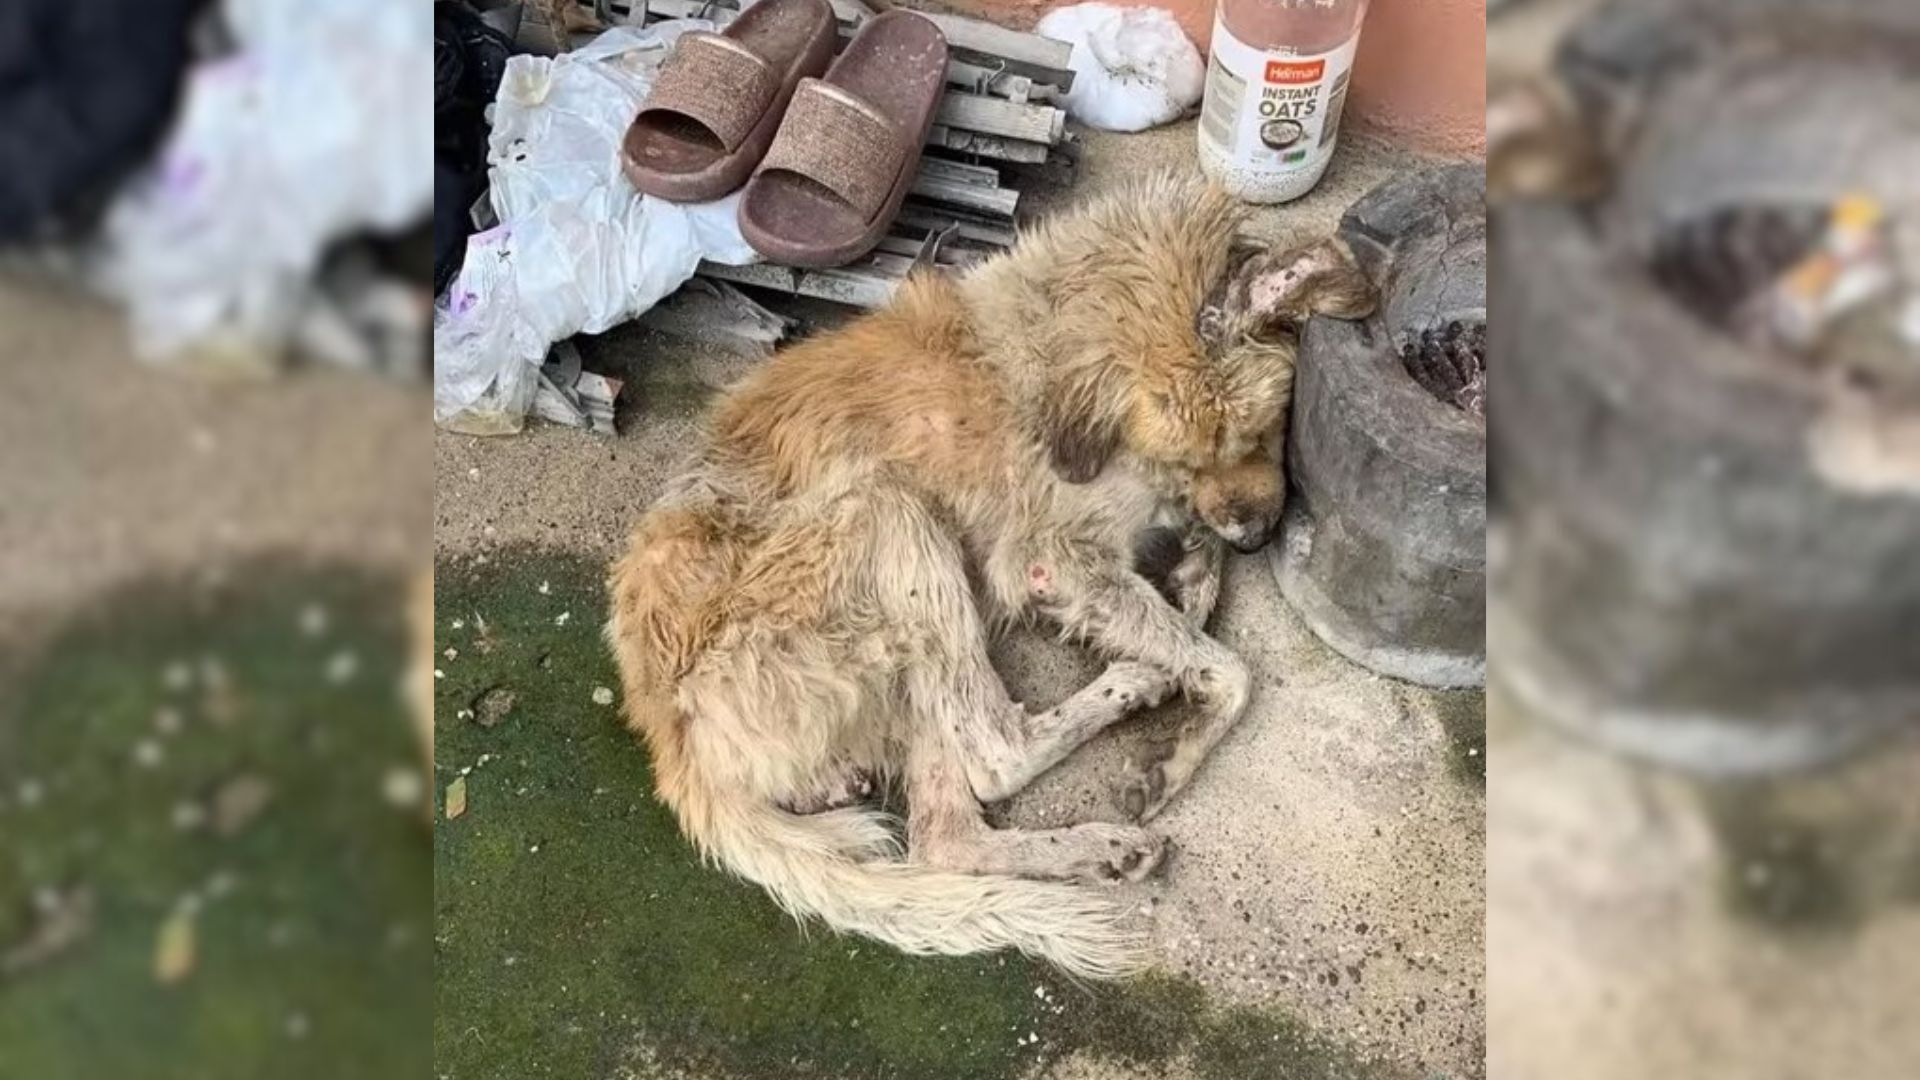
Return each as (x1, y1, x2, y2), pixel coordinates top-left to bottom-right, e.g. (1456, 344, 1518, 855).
(622, 0, 948, 268)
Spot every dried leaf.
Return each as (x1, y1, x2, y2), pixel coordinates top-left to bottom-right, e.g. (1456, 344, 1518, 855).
(446, 776, 468, 820)
(154, 908, 196, 984)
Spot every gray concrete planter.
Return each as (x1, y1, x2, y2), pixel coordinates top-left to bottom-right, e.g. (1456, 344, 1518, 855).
(1274, 164, 1488, 688)
(1492, 0, 1920, 774)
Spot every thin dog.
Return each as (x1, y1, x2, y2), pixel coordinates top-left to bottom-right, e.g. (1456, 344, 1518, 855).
(607, 173, 1373, 976)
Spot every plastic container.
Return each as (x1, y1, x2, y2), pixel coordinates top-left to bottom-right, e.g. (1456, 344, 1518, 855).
(1198, 0, 1369, 203)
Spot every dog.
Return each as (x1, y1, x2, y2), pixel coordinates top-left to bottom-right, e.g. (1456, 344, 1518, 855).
(606, 173, 1373, 977)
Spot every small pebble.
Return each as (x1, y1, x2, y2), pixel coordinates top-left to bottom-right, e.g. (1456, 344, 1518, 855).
(325, 651, 360, 684)
(133, 740, 164, 769)
(591, 686, 615, 706)
(299, 604, 330, 637)
(383, 767, 424, 809)
(172, 802, 207, 831)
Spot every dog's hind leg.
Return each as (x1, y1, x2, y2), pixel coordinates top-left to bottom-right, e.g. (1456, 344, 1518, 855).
(1029, 558, 1252, 825)
(859, 481, 1169, 806)
(960, 662, 1174, 803)
(904, 720, 1167, 884)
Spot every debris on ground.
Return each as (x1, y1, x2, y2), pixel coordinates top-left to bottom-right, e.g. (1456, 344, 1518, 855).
(591, 686, 615, 706)
(2, 887, 95, 978)
(211, 774, 273, 837)
(531, 341, 621, 436)
(637, 277, 794, 354)
(1037, 4, 1204, 133)
(473, 686, 517, 727)
(446, 776, 469, 820)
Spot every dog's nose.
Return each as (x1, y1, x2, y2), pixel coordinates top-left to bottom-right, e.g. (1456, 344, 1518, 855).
(1229, 532, 1269, 555)
(1221, 522, 1273, 554)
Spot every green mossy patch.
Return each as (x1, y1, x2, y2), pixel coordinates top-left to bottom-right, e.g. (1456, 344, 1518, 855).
(433, 548, 1411, 1080)
(0, 565, 430, 1080)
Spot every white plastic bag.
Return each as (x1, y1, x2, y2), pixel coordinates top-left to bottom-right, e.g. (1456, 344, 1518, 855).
(432, 22, 759, 434)
(99, 0, 432, 364)
(1037, 4, 1205, 133)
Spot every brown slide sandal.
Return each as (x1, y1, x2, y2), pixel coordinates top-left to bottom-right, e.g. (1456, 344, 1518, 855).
(621, 0, 838, 203)
(738, 11, 949, 267)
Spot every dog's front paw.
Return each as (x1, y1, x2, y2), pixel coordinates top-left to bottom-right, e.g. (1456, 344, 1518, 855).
(1087, 826, 1169, 883)
(1118, 758, 1170, 824)
(1103, 662, 1175, 711)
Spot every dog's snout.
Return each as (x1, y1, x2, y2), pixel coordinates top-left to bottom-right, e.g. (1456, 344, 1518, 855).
(1217, 519, 1275, 554)
(1229, 529, 1270, 554)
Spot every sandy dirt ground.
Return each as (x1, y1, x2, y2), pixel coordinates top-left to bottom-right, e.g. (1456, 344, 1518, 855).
(434, 120, 1487, 1078)
(0, 274, 429, 657)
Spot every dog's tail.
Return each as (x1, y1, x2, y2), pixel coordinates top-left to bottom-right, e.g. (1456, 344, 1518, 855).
(681, 796, 1148, 979)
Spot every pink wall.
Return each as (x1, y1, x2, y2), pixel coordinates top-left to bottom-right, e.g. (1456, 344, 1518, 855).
(934, 0, 1487, 157)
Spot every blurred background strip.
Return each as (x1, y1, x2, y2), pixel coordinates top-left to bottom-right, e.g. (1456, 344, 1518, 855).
(1488, 1, 1920, 1078)
(0, 1, 431, 1077)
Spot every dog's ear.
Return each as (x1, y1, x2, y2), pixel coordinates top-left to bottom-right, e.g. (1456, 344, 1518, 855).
(1038, 364, 1121, 483)
(1299, 238, 1376, 320)
(1198, 239, 1270, 350)
(1236, 238, 1377, 339)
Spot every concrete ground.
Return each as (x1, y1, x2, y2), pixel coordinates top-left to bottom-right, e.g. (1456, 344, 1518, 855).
(0, 274, 427, 653)
(434, 119, 1486, 1078)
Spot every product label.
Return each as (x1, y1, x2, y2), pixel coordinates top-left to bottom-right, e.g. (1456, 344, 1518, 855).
(1200, 17, 1358, 178)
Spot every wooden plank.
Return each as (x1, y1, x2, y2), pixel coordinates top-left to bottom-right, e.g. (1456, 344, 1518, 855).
(945, 60, 1052, 104)
(916, 156, 1003, 188)
(697, 261, 899, 309)
(872, 233, 994, 269)
(914, 12, 1072, 82)
(639, 0, 1073, 91)
(894, 205, 1019, 248)
(936, 93, 1065, 145)
(924, 125, 1051, 164)
(909, 170, 1020, 217)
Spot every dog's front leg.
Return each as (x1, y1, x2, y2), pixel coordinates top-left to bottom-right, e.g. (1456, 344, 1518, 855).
(1029, 558, 1251, 824)
(1169, 530, 1225, 629)
(1133, 525, 1224, 630)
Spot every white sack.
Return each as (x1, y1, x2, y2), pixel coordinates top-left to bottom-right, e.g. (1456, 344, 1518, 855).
(1037, 4, 1205, 133)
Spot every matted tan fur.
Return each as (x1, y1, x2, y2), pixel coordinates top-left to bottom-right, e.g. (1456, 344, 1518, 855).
(607, 172, 1373, 977)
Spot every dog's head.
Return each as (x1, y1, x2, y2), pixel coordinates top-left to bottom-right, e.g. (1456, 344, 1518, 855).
(1190, 452, 1287, 553)
(1038, 234, 1373, 551)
